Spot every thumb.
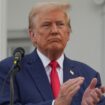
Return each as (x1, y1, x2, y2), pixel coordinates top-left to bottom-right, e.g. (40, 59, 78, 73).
(88, 78, 97, 89)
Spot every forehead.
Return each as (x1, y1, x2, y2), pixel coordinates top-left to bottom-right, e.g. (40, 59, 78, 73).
(34, 10, 67, 23)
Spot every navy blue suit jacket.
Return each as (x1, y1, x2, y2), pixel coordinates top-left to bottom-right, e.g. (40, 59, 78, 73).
(0, 49, 105, 105)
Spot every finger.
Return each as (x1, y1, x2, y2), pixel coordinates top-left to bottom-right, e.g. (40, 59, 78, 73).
(95, 88, 102, 98)
(88, 78, 97, 89)
(85, 97, 93, 105)
(82, 101, 88, 105)
(59, 77, 84, 99)
(100, 87, 105, 93)
(63, 77, 84, 89)
(67, 85, 81, 97)
(65, 78, 84, 95)
(61, 77, 84, 95)
(90, 89, 100, 103)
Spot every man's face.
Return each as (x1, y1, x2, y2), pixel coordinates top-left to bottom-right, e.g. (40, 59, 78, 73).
(29, 10, 70, 54)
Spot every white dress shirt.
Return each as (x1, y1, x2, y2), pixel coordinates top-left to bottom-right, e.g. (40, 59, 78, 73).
(37, 49, 64, 85)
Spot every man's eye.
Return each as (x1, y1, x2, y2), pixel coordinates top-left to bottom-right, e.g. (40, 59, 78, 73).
(57, 22, 65, 26)
(42, 23, 51, 27)
(43, 24, 49, 27)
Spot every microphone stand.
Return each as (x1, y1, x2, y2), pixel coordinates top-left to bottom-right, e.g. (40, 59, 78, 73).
(9, 63, 20, 105)
(1, 47, 25, 105)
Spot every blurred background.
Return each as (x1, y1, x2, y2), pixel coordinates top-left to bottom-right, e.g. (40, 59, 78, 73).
(0, 0, 105, 84)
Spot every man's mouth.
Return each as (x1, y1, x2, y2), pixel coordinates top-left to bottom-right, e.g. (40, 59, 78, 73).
(48, 38, 61, 42)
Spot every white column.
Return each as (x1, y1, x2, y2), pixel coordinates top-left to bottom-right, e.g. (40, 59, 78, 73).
(0, 0, 7, 60)
(102, 6, 105, 84)
(100, 5, 105, 84)
(104, 6, 105, 75)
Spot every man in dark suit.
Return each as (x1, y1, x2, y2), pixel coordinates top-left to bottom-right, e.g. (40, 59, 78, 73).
(0, 2, 105, 105)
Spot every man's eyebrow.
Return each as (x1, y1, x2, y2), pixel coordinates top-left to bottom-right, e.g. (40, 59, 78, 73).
(41, 19, 66, 25)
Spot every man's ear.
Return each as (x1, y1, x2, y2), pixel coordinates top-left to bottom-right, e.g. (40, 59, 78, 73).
(28, 28, 37, 44)
(67, 27, 71, 41)
(29, 28, 34, 38)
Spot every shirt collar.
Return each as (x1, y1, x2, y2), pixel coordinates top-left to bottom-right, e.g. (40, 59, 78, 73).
(37, 49, 64, 69)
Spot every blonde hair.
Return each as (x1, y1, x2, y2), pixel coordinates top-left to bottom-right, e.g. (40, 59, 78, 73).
(28, 2, 71, 29)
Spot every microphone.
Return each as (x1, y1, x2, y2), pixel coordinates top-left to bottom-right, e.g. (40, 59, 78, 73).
(13, 47, 25, 67)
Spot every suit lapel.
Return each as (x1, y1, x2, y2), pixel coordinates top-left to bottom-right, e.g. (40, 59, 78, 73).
(63, 56, 79, 83)
(26, 50, 53, 100)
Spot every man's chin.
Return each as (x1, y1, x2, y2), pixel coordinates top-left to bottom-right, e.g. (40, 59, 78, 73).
(48, 46, 63, 52)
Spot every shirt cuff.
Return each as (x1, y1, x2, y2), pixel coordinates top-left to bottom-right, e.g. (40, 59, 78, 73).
(52, 100, 55, 105)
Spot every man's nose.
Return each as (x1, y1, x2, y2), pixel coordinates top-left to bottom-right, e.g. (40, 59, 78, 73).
(51, 23, 58, 33)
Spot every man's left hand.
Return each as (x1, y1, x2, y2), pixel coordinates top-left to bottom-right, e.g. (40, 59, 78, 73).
(81, 78, 105, 105)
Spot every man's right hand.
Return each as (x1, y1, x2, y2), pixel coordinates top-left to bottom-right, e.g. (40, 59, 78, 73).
(54, 77, 84, 105)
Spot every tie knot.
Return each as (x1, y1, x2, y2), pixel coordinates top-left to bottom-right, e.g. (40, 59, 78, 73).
(49, 61, 58, 68)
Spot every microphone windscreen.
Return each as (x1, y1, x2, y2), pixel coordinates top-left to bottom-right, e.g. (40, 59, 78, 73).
(13, 47, 25, 62)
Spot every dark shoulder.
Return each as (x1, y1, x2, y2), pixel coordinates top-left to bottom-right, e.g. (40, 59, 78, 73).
(65, 57, 99, 77)
(0, 57, 13, 72)
(65, 57, 101, 87)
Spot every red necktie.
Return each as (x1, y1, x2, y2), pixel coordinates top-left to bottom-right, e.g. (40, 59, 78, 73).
(49, 61, 60, 98)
